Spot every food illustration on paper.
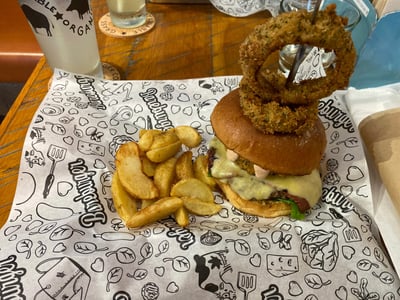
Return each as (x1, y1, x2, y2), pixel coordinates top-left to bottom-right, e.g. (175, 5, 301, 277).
(0, 71, 398, 299)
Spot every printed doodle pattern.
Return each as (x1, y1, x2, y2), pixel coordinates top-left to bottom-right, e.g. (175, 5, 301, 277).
(209, 0, 281, 17)
(0, 70, 399, 299)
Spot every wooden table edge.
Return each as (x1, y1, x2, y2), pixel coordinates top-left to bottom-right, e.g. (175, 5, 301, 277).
(0, 57, 48, 228)
(0, 57, 47, 137)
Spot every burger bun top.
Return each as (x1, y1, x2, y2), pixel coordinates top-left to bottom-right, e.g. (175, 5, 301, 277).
(210, 89, 327, 175)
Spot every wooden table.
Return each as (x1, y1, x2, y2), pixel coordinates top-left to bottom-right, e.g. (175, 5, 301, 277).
(0, 2, 270, 228)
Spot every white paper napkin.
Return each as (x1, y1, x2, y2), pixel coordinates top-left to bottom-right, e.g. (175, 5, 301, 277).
(345, 83, 400, 275)
(0, 71, 398, 299)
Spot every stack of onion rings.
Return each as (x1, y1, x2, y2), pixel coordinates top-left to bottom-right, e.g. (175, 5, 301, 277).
(239, 77, 319, 134)
(238, 4, 356, 134)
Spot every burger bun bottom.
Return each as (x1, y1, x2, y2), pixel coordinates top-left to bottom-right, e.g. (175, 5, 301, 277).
(218, 181, 292, 218)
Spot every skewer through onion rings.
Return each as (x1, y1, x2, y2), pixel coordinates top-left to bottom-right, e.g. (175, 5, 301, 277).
(239, 4, 356, 105)
(239, 77, 319, 134)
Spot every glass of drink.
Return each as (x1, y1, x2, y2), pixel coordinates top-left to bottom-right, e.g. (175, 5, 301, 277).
(18, 0, 103, 78)
(278, 0, 361, 78)
(106, 0, 147, 28)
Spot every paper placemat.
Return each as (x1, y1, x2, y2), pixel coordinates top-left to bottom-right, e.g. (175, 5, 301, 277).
(0, 70, 398, 299)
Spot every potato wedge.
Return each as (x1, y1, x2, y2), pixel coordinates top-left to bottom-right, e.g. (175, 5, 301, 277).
(116, 142, 159, 200)
(142, 156, 157, 177)
(146, 141, 182, 163)
(141, 199, 156, 209)
(174, 207, 190, 227)
(150, 129, 180, 150)
(139, 129, 162, 138)
(170, 178, 214, 203)
(154, 157, 177, 197)
(182, 197, 222, 216)
(126, 197, 183, 228)
(176, 151, 194, 180)
(138, 129, 162, 152)
(194, 154, 216, 190)
(175, 125, 202, 148)
(111, 172, 138, 222)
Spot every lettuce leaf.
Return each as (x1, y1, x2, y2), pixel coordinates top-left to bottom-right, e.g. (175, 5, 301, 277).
(279, 199, 305, 220)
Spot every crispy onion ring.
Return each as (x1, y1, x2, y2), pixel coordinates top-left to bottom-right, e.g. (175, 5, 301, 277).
(239, 4, 356, 105)
(239, 78, 319, 134)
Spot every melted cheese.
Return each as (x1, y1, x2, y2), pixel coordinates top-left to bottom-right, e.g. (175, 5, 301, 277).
(209, 137, 322, 207)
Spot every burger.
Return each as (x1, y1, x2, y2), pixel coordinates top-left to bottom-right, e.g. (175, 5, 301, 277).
(206, 4, 357, 219)
(208, 89, 326, 219)
(208, 4, 356, 219)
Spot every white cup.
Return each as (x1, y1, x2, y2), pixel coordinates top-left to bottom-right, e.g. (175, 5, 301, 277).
(106, 0, 147, 28)
(19, 0, 103, 78)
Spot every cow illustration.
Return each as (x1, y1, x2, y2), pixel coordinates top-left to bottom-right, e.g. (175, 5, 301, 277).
(21, 5, 53, 36)
(67, 0, 90, 19)
(24, 127, 46, 168)
(194, 249, 237, 300)
(199, 79, 224, 94)
(25, 137, 45, 168)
